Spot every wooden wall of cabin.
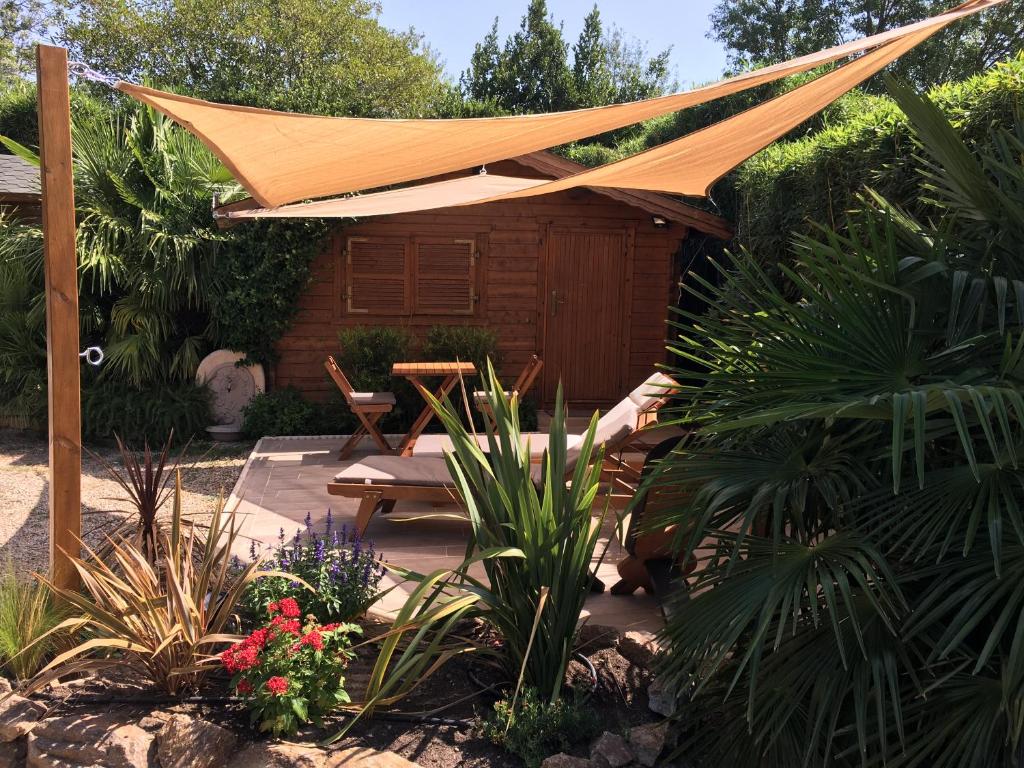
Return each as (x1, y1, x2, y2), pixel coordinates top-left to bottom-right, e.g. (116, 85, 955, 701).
(272, 186, 685, 407)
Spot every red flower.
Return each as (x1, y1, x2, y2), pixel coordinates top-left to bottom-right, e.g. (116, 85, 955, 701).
(299, 630, 324, 650)
(277, 598, 301, 618)
(267, 601, 280, 616)
(266, 676, 289, 696)
(235, 679, 253, 695)
(321, 623, 340, 632)
(270, 617, 301, 636)
(244, 628, 269, 650)
(232, 645, 260, 671)
(220, 647, 238, 674)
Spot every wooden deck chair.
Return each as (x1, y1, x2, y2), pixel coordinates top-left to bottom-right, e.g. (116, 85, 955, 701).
(324, 355, 397, 459)
(327, 372, 677, 535)
(474, 355, 543, 426)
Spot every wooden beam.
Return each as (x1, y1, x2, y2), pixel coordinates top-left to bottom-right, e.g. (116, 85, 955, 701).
(37, 45, 81, 590)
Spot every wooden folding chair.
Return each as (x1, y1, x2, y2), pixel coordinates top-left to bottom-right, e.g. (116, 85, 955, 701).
(474, 354, 543, 426)
(324, 355, 396, 459)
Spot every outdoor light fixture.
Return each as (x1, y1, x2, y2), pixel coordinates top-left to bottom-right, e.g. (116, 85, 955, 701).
(652, 215, 668, 228)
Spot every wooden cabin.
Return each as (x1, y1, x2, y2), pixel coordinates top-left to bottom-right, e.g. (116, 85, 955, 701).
(273, 151, 732, 408)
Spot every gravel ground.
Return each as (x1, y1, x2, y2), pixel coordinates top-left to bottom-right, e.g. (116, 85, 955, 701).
(0, 429, 253, 573)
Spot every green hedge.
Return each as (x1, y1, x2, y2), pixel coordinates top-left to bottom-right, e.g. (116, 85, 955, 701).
(81, 380, 211, 443)
(731, 54, 1024, 266)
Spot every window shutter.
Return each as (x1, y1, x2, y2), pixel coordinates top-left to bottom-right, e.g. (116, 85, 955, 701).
(345, 237, 409, 314)
(414, 238, 477, 315)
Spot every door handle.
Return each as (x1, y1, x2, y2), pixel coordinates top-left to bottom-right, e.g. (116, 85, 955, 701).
(550, 289, 566, 317)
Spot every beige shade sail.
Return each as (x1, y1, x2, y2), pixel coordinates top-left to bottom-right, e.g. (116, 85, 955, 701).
(221, 174, 549, 219)
(463, 22, 949, 205)
(116, 0, 1003, 208)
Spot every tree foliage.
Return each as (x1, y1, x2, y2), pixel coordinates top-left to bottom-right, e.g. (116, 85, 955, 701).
(0, 98, 324, 435)
(0, 0, 47, 85)
(710, 0, 1024, 88)
(460, 1, 673, 114)
(55, 0, 447, 115)
(653, 77, 1024, 767)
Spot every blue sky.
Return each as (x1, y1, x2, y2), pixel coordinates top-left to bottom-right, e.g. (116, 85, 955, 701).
(376, 0, 729, 89)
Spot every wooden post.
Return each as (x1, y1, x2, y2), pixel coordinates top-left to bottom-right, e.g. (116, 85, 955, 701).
(36, 45, 81, 590)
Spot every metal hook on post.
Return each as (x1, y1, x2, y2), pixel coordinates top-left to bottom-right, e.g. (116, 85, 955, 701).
(79, 346, 104, 366)
(68, 62, 121, 88)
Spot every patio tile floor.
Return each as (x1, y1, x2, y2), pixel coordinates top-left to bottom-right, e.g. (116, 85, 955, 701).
(227, 435, 663, 634)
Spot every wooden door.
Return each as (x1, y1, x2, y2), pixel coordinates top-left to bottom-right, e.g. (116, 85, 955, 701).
(542, 228, 630, 405)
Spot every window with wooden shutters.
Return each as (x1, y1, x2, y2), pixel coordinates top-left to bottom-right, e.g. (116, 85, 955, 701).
(413, 237, 477, 315)
(345, 237, 409, 314)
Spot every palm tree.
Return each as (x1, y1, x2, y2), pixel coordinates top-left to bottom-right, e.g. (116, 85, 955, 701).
(654, 76, 1024, 767)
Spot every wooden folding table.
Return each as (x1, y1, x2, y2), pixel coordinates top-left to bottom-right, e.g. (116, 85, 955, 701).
(392, 361, 477, 456)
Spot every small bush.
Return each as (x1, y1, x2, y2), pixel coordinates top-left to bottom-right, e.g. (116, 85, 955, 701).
(222, 598, 360, 737)
(242, 511, 385, 623)
(481, 687, 599, 768)
(0, 567, 67, 681)
(421, 325, 501, 376)
(337, 326, 412, 392)
(241, 388, 318, 438)
(81, 379, 211, 443)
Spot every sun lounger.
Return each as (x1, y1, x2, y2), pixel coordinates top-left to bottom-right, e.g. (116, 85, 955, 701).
(327, 372, 677, 535)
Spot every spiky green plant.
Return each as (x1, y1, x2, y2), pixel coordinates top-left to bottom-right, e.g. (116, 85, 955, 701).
(652, 76, 1024, 768)
(0, 565, 67, 682)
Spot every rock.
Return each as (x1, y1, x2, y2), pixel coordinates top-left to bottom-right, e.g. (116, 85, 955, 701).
(589, 732, 633, 768)
(323, 748, 421, 767)
(0, 739, 25, 768)
(576, 623, 620, 654)
(157, 715, 237, 768)
(0, 695, 46, 742)
(541, 754, 592, 768)
(617, 631, 658, 669)
(647, 675, 676, 717)
(629, 722, 668, 767)
(28, 714, 156, 768)
(228, 743, 326, 768)
(100, 725, 156, 768)
(0, 680, 12, 696)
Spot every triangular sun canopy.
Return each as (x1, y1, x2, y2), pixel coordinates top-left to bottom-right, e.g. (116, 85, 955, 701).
(116, 0, 1003, 211)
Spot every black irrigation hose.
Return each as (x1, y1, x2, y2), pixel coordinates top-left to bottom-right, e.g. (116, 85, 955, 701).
(31, 691, 474, 728)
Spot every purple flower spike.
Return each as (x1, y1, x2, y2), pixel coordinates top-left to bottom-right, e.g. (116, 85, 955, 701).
(278, 527, 285, 543)
(325, 509, 333, 536)
(304, 511, 313, 531)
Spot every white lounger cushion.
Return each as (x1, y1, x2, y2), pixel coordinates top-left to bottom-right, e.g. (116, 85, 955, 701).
(334, 455, 545, 487)
(350, 392, 397, 407)
(411, 432, 578, 458)
(628, 372, 675, 411)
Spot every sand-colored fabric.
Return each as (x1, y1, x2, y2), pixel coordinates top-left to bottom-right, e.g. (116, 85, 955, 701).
(116, 1, 1000, 208)
(334, 456, 454, 486)
(224, 174, 548, 219)
(467, 20, 957, 204)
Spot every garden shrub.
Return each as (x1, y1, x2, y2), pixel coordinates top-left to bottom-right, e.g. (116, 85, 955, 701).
(222, 598, 360, 737)
(421, 324, 501, 376)
(731, 53, 1024, 267)
(481, 687, 599, 768)
(0, 566, 67, 681)
(242, 511, 385, 623)
(241, 388, 318, 438)
(337, 325, 419, 432)
(81, 379, 211, 443)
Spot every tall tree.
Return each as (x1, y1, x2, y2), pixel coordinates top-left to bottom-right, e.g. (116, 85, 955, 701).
(462, 1, 673, 114)
(571, 6, 614, 107)
(710, 0, 1024, 87)
(496, 0, 574, 113)
(55, 0, 447, 116)
(0, 0, 47, 84)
